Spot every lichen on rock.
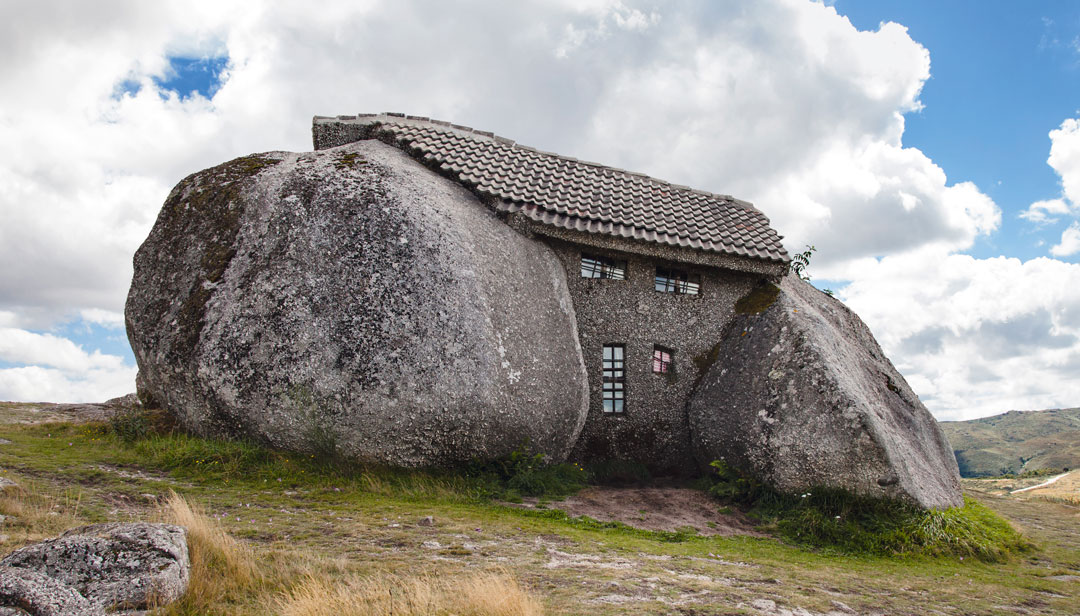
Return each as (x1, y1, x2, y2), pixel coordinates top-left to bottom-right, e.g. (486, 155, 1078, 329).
(0, 522, 189, 615)
(126, 140, 589, 468)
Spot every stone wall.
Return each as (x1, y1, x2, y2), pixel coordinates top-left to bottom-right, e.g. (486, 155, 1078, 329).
(545, 238, 762, 475)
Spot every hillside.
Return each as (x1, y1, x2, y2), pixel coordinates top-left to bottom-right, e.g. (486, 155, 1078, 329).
(940, 407, 1080, 477)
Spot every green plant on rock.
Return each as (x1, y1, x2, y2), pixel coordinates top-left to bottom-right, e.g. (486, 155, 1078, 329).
(789, 244, 816, 281)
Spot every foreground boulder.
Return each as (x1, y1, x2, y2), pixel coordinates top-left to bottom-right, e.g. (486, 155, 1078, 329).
(0, 523, 189, 615)
(126, 140, 589, 467)
(689, 276, 963, 509)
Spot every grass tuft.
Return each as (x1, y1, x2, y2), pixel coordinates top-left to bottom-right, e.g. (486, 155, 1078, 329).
(159, 491, 262, 614)
(272, 570, 543, 616)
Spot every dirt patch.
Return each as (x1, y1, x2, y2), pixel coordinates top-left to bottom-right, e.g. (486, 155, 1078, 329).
(525, 486, 765, 537)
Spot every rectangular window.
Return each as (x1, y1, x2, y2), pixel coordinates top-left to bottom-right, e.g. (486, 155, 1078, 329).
(654, 267, 700, 295)
(652, 345, 672, 374)
(581, 254, 626, 280)
(602, 344, 625, 413)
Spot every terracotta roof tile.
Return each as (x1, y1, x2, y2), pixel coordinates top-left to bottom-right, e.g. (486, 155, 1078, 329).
(313, 114, 789, 264)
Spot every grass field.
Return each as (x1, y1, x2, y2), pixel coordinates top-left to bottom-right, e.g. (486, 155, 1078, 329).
(1, 402, 1077, 615)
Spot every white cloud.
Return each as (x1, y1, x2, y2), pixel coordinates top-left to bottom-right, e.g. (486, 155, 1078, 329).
(1021, 198, 1072, 224)
(0, 327, 134, 402)
(79, 309, 126, 329)
(0, 328, 126, 374)
(1051, 222, 1080, 257)
(837, 250, 1080, 420)
(1048, 118, 1080, 206)
(1026, 116, 1080, 257)
(0, 365, 137, 404)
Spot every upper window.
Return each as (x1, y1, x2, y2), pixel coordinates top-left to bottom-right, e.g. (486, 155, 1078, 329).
(602, 344, 625, 413)
(581, 254, 626, 280)
(654, 267, 700, 295)
(652, 345, 672, 374)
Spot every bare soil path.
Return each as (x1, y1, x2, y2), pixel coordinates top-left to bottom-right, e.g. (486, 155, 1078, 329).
(522, 486, 765, 537)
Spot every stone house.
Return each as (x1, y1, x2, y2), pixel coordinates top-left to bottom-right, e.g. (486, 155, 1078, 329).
(312, 113, 790, 474)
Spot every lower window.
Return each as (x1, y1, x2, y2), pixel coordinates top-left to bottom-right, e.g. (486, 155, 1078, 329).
(602, 344, 625, 413)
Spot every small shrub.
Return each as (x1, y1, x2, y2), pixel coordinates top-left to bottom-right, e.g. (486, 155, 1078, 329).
(470, 445, 589, 500)
(706, 460, 767, 504)
(109, 406, 151, 443)
(789, 245, 816, 281)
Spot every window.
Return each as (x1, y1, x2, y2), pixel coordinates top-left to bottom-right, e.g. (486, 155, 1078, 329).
(654, 267, 700, 295)
(602, 344, 625, 413)
(581, 254, 626, 280)
(652, 345, 672, 374)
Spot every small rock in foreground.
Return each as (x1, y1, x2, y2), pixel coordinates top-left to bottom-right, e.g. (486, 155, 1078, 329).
(0, 522, 189, 615)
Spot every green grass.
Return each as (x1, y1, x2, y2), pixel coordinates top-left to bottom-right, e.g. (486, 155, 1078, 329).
(707, 461, 1033, 561)
(32, 414, 588, 506)
(1, 409, 1078, 615)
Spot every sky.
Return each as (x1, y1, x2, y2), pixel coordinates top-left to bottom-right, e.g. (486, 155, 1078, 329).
(1, 0, 1079, 421)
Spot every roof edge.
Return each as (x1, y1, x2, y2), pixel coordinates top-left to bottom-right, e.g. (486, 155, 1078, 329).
(506, 214, 789, 279)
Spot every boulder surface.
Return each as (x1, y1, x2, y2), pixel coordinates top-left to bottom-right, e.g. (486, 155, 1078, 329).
(0, 567, 96, 616)
(689, 276, 963, 509)
(126, 140, 589, 467)
(0, 522, 189, 614)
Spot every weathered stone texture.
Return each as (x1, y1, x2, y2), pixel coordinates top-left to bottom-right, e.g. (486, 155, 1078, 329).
(0, 523, 189, 615)
(689, 276, 963, 509)
(0, 566, 96, 616)
(545, 239, 759, 474)
(126, 140, 589, 467)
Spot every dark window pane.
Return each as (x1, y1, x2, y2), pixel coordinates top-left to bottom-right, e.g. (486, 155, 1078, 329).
(602, 343, 626, 414)
(581, 255, 626, 280)
(655, 267, 700, 295)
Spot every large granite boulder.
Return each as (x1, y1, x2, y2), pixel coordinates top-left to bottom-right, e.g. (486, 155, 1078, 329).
(689, 276, 963, 509)
(126, 140, 589, 467)
(0, 523, 189, 615)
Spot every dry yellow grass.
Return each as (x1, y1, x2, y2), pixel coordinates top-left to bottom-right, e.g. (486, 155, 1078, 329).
(157, 491, 544, 615)
(0, 478, 83, 548)
(1023, 471, 1080, 505)
(159, 490, 263, 614)
(272, 571, 544, 616)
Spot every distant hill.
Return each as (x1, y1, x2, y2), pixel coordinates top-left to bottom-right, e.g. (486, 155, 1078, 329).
(939, 408, 1080, 477)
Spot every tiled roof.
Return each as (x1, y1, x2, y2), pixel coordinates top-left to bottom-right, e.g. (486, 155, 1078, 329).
(313, 113, 789, 264)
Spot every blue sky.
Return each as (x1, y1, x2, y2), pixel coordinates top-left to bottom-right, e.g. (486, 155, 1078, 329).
(838, 0, 1080, 263)
(2, 0, 1080, 420)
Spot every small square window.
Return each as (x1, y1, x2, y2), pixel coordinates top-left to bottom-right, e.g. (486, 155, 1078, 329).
(655, 267, 700, 295)
(652, 346, 672, 374)
(581, 254, 626, 280)
(602, 344, 625, 413)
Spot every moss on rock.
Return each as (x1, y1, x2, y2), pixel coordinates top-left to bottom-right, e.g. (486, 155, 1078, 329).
(734, 281, 781, 315)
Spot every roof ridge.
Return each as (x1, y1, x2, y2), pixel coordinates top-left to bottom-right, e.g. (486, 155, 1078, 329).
(312, 113, 763, 214)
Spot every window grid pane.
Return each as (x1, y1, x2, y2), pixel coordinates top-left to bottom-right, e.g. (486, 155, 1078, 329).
(581, 255, 626, 280)
(655, 268, 700, 295)
(602, 344, 626, 414)
(652, 346, 672, 373)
